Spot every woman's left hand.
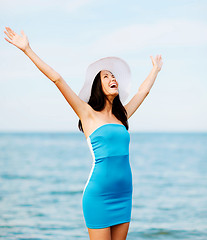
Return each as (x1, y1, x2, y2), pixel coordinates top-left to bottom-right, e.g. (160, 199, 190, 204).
(150, 55, 163, 72)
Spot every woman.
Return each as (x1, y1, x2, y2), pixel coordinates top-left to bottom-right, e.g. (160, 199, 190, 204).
(4, 27, 163, 240)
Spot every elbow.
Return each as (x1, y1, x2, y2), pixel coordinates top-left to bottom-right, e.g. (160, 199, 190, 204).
(138, 89, 150, 95)
(53, 75, 62, 85)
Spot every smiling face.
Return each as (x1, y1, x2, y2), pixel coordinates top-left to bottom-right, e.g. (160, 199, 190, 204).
(100, 70, 119, 100)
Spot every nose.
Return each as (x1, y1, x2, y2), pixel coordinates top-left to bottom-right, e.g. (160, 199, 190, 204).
(110, 76, 118, 86)
(111, 75, 116, 81)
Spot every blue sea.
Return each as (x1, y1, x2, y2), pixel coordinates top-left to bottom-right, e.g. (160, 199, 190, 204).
(0, 132, 207, 240)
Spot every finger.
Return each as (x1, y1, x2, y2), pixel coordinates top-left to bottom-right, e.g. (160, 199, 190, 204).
(4, 30, 12, 39)
(21, 30, 25, 36)
(7, 27, 16, 36)
(10, 28, 16, 36)
(8, 29, 15, 37)
(4, 37, 12, 44)
(150, 56, 153, 62)
(4, 30, 13, 40)
(4, 29, 13, 38)
(6, 27, 15, 37)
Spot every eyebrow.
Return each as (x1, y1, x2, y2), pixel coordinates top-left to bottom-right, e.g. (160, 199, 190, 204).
(103, 73, 114, 76)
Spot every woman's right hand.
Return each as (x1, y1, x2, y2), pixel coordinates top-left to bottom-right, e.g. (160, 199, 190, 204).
(4, 27, 30, 52)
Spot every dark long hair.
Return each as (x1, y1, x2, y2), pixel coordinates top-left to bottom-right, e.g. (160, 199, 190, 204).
(78, 71, 129, 132)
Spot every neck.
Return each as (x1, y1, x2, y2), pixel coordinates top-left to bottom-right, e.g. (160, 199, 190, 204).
(102, 97, 113, 116)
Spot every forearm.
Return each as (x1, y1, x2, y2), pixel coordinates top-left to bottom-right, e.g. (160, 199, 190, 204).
(138, 66, 160, 93)
(23, 46, 60, 83)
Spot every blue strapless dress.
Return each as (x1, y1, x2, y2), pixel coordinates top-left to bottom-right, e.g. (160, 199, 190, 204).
(82, 123, 133, 229)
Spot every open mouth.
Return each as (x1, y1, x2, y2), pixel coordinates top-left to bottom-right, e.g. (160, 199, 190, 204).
(110, 84, 117, 89)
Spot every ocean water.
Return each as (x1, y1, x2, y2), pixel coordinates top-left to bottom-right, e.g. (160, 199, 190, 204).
(0, 131, 206, 240)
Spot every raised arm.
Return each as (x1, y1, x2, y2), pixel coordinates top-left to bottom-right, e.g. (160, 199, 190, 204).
(124, 55, 163, 119)
(4, 27, 93, 120)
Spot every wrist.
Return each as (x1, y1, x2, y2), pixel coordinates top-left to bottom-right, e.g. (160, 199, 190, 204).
(22, 45, 31, 54)
(152, 65, 160, 73)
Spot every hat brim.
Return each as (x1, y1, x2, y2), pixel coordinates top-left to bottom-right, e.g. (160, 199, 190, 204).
(78, 56, 131, 104)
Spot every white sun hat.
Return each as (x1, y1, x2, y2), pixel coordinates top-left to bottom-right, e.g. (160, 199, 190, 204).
(78, 56, 131, 104)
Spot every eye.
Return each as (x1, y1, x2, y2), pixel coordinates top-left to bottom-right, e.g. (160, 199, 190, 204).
(104, 76, 108, 78)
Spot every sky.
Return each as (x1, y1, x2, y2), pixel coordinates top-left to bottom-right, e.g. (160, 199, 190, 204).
(0, 0, 206, 133)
